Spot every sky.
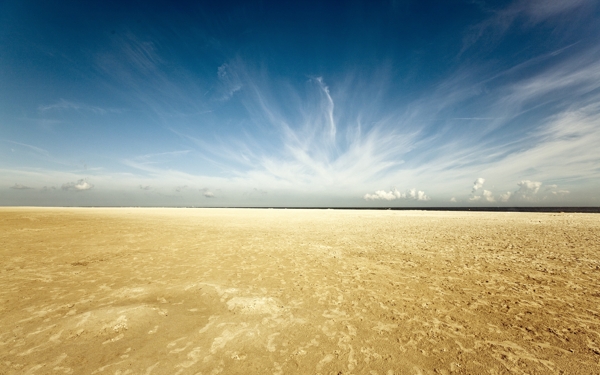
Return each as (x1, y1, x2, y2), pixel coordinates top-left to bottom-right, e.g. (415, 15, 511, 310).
(1, 0, 599, 207)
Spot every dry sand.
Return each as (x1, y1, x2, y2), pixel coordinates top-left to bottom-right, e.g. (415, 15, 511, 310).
(1, 208, 599, 375)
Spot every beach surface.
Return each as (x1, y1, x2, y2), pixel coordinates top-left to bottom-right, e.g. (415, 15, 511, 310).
(1, 207, 599, 374)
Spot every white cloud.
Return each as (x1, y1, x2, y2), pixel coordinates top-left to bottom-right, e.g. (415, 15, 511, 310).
(38, 99, 117, 114)
(515, 180, 542, 198)
(407, 188, 429, 201)
(364, 187, 429, 201)
(483, 181, 572, 203)
(203, 191, 215, 198)
(3, 140, 50, 157)
(139, 185, 151, 190)
(6, 31, 597, 207)
(450, 197, 457, 202)
(469, 178, 494, 202)
(482, 189, 495, 202)
(364, 190, 396, 201)
(174, 70, 419, 195)
(518, 0, 591, 23)
(462, 0, 593, 53)
(544, 185, 570, 196)
(499, 191, 512, 202)
(92, 36, 600, 206)
(472, 177, 485, 193)
(62, 179, 93, 191)
(466, 179, 567, 203)
(216, 63, 242, 101)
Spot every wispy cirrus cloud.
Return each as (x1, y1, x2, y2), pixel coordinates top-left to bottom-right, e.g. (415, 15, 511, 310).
(30, 30, 593, 206)
(170, 60, 420, 195)
(5, 1, 597, 207)
(152, 38, 600, 205)
(38, 99, 119, 114)
(122, 150, 192, 174)
(3, 140, 50, 157)
(94, 32, 211, 122)
(462, 0, 595, 53)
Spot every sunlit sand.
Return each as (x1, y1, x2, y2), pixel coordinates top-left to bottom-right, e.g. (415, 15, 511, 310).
(1, 208, 599, 374)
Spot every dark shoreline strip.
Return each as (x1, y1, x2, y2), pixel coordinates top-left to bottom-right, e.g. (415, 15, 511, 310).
(3, 206, 599, 213)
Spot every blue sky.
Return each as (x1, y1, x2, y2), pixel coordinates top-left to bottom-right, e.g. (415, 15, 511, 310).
(1, 0, 599, 206)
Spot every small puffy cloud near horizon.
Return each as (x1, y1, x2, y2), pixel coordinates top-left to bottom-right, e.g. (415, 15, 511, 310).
(61, 179, 93, 191)
(472, 178, 485, 194)
(364, 188, 429, 202)
(464, 178, 571, 204)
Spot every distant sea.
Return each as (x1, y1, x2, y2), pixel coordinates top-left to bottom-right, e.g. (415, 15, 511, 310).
(228, 207, 600, 213)
(22, 206, 599, 213)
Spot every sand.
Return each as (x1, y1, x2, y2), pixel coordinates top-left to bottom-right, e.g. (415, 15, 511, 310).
(1, 208, 599, 375)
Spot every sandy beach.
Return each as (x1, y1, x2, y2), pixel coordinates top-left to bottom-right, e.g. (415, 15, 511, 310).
(1, 208, 599, 374)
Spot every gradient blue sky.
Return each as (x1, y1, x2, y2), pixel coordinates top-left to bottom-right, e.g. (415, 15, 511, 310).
(2, 0, 599, 206)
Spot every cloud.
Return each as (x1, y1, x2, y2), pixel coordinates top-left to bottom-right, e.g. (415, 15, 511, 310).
(122, 150, 192, 174)
(364, 187, 429, 201)
(407, 188, 429, 201)
(462, 0, 594, 52)
(61, 179, 93, 191)
(3, 140, 50, 157)
(216, 63, 242, 101)
(80, 20, 597, 207)
(450, 197, 457, 202)
(175, 185, 188, 192)
(472, 177, 485, 193)
(515, 180, 542, 198)
(10, 183, 33, 190)
(96, 33, 164, 80)
(544, 184, 570, 196)
(452, 118, 496, 120)
(21, 26, 593, 207)
(314, 77, 337, 139)
(174, 66, 421, 195)
(517, 0, 591, 23)
(199, 187, 215, 198)
(139, 185, 151, 190)
(499, 191, 512, 202)
(482, 190, 495, 202)
(476, 180, 571, 203)
(364, 190, 396, 201)
(469, 178, 494, 202)
(168, 50, 600, 205)
(38, 99, 117, 114)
